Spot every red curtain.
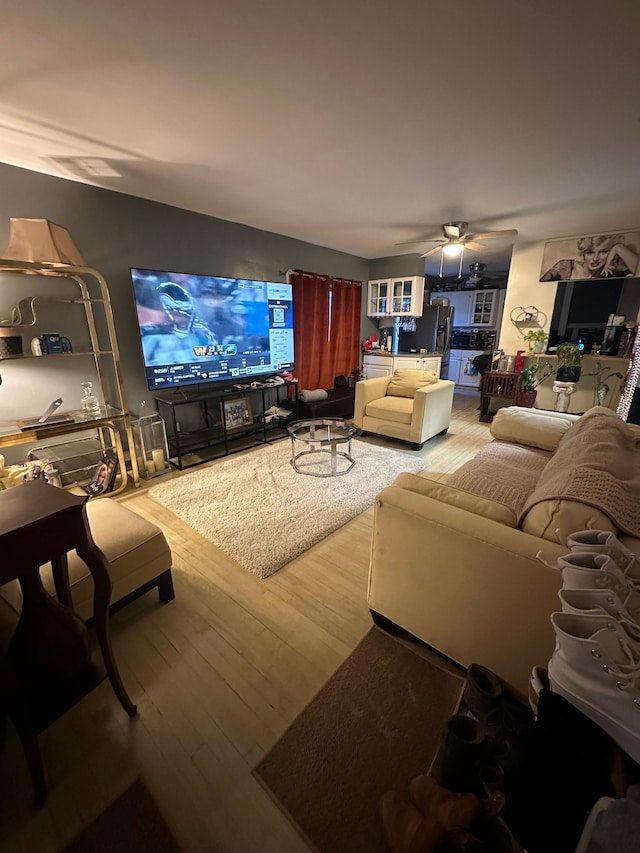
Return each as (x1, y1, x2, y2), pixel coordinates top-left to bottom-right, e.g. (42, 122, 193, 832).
(290, 270, 361, 390)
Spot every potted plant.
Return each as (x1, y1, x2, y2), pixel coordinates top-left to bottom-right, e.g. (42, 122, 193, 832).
(523, 329, 548, 354)
(555, 342, 583, 383)
(516, 362, 554, 407)
(585, 361, 624, 407)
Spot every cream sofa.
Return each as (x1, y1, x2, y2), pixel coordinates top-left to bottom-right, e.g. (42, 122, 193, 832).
(354, 369, 455, 449)
(368, 405, 640, 696)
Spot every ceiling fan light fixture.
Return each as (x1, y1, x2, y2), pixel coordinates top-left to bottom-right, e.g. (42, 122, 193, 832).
(443, 242, 463, 257)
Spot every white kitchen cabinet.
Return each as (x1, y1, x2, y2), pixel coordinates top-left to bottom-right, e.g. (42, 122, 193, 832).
(447, 351, 461, 383)
(448, 290, 499, 327)
(449, 348, 486, 388)
(362, 352, 442, 379)
(447, 292, 475, 327)
(367, 276, 425, 318)
(362, 353, 394, 379)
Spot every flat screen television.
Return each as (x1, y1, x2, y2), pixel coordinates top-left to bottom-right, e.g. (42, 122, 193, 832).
(548, 276, 639, 351)
(130, 268, 294, 390)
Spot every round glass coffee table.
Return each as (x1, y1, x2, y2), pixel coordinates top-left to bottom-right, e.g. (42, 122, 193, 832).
(287, 418, 356, 477)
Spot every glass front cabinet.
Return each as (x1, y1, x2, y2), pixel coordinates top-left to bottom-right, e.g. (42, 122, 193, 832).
(367, 276, 425, 318)
(471, 290, 496, 326)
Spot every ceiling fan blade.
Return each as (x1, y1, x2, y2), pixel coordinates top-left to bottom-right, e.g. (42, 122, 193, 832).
(466, 228, 518, 241)
(463, 240, 489, 252)
(395, 238, 443, 246)
(421, 246, 443, 258)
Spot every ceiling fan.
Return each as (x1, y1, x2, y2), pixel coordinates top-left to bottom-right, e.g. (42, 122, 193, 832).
(397, 221, 518, 258)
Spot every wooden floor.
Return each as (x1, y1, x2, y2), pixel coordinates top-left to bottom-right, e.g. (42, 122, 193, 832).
(0, 390, 493, 853)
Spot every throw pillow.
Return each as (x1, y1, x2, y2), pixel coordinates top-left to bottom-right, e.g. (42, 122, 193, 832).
(299, 388, 329, 402)
(490, 406, 579, 451)
(387, 369, 438, 399)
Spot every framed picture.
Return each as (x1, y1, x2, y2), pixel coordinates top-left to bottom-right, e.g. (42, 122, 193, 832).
(221, 396, 253, 430)
(82, 450, 118, 496)
(540, 229, 640, 282)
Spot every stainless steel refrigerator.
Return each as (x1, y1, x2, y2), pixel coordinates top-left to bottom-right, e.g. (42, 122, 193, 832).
(399, 305, 454, 373)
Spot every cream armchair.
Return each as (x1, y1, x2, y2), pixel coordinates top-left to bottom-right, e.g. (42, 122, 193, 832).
(354, 369, 455, 450)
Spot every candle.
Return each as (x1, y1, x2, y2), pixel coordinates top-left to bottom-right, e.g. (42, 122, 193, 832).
(151, 448, 165, 472)
(145, 459, 156, 476)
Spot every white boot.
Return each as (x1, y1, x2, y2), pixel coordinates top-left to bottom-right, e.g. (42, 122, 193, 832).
(549, 612, 640, 764)
(559, 588, 640, 639)
(557, 553, 640, 622)
(566, 530, 640, 581)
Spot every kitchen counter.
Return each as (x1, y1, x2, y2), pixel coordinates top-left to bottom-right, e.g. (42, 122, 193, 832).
(362, 351, 443, 379)
(364, 349, 439, 357)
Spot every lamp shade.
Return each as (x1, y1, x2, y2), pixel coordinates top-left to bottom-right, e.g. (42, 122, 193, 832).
(2, 218, 86, 265)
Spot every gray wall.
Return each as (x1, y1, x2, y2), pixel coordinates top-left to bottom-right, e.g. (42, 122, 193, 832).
(369, 254, 425, 279)
(0, 162, 371, 412)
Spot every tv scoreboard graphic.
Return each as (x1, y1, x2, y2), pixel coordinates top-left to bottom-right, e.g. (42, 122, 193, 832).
(192, 343, 238, 358)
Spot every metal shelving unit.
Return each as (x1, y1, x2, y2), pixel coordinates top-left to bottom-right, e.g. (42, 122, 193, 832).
(0, 259, 139, 493)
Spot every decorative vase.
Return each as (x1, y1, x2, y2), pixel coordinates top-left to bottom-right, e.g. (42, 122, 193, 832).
(515, 389, 537, 408)
(556, 366, 581, 383)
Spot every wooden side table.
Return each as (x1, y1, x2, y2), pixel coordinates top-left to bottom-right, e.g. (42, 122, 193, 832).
(479, 371, 519, 423)
(0, 480, 136, 805)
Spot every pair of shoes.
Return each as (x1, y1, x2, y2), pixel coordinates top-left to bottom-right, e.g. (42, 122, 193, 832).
(380, 775, 482, 853)
(544, 530, 640, 766)
(381, 774, 521, 853)
(463, 664, 533, 766)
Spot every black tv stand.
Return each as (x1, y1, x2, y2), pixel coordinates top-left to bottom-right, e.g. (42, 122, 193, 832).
(155, 380, 298, 470)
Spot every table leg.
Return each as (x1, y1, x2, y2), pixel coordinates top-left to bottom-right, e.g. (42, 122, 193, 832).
(76, 540, 137, 718)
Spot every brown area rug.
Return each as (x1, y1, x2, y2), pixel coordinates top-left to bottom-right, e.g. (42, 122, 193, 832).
(254, 627, 464, 853)
(60, 778, 181, 852)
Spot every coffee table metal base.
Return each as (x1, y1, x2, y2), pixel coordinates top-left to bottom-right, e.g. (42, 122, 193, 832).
(288, 418, 356, 477)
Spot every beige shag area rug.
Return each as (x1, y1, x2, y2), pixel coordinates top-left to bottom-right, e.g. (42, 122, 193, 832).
(149, 439, 428, 578)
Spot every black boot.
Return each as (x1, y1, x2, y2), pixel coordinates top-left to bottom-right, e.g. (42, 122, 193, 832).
(432, 715, 505, 798)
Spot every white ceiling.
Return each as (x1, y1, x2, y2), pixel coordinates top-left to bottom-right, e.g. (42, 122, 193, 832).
(2, 1, 640, 276)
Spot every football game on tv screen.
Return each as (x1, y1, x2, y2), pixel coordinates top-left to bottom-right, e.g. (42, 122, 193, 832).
(130, 268, 295, 390)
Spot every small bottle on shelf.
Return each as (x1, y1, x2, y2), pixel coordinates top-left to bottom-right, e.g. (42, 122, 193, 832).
(80, 381, 101, 416)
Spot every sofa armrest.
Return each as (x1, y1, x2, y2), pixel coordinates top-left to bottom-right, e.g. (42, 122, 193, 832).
(411, 380, 455, 444)
(369, 485, 565, 694)
(490, 406, 580, 451)
(354, 376, 392, 427)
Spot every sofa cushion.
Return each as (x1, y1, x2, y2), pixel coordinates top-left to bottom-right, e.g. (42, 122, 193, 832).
(490, 406, 579, 451)
(366, 395, 413, 424)
(447, 440, 550, 515)
(393, 472, 518, 527)
(387, 369, 438, 398)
